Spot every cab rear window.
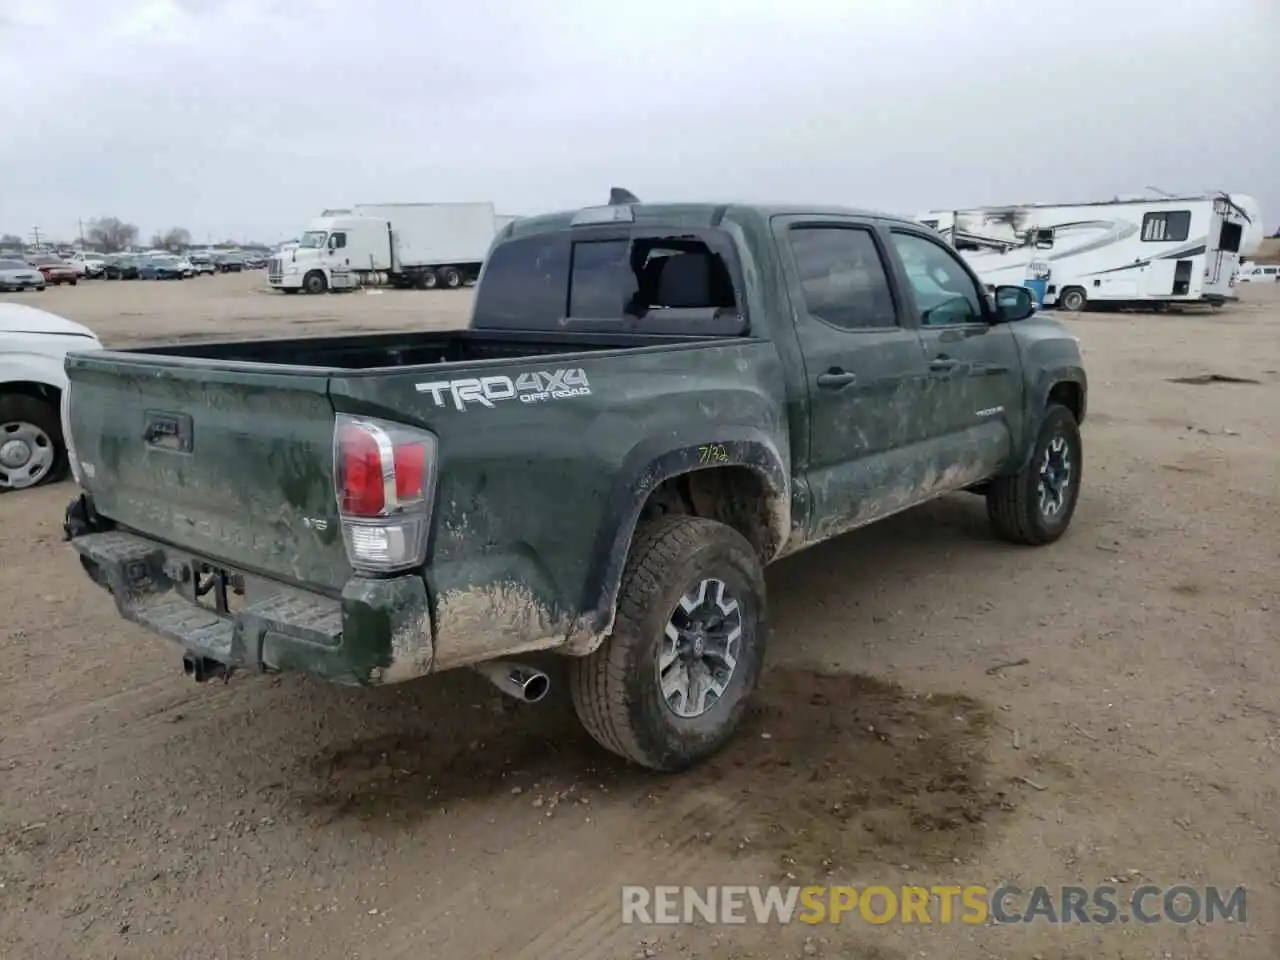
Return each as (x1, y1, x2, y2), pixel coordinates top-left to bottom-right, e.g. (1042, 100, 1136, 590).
(472, 230, 745, 335)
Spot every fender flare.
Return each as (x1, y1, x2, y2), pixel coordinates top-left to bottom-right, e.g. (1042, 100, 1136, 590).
(577, 426, 790, 636)
(1018, 365, 1087, 470)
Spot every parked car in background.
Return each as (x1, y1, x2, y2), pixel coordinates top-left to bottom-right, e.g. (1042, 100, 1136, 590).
(172, 256, 195, 278)
(104, 255, 141, 280)
(1, 302, 103, 490)
(28, 255, 77, 286)
(214, 253, 244, 273)
(243, 252, 267, 269)
(0, 259, 47, 292)
(139, 255, 186, 280)
(1237, 262, 1279, 283)
(67, 252, 106, 278)
(188, 252, 217, 275)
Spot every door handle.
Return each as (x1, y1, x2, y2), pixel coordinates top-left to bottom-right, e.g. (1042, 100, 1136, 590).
(929, 357, 969, 374)
(816, 369, 858, 389)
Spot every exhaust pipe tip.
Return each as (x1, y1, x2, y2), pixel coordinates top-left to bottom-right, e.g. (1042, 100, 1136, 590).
(473, 660, 551, 704)
(521, 671, 550, 703)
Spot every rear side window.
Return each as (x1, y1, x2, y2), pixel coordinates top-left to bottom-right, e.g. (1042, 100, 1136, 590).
(788, 226, 897, 330)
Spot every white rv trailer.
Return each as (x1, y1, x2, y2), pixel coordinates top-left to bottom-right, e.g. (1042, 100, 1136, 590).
(916, 193, 1263, 311)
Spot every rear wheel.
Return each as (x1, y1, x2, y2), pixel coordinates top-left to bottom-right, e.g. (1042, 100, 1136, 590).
(986, 403, 1082, 545)
(569, 516, 767, 772)
(1058, 287, 1087, 312)
(418, 269, 439, 290)
(439, 266, 463, 289)
(0, 394, 67, 491)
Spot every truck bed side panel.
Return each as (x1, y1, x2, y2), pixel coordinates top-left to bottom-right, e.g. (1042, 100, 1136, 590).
(328, 339, 790, 667)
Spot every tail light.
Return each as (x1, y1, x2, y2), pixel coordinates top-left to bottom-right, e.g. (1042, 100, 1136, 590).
(333, 414, 438, 573)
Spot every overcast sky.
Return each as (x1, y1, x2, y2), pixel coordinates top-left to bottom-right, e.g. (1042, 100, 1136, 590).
(1, 0, 1275, 244)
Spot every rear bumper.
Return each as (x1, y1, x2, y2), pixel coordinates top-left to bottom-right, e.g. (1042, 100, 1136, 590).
(65, 498, 432, 686)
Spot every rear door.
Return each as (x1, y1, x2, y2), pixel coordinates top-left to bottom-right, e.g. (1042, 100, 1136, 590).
(772, 215, 934, 539)
(65, 353, 347, 592)
(882, 226, 1024, 486)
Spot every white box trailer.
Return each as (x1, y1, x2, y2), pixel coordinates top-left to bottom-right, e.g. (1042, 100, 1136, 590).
(916, 192, 1263, 311)
(269, 201, 498, 294)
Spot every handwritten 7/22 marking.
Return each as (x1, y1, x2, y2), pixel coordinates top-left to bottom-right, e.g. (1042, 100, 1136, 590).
(698, 444, 730, 464)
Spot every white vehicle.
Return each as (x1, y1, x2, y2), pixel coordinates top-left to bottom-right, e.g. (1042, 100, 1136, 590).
(268, 202, 499, 294)
(67, 252, 106, 278)
(172, 256, 195, 278)
(0, 303, 102, 491)
(917, 193, 1263, 311)
(1237, 261, 1279, 282)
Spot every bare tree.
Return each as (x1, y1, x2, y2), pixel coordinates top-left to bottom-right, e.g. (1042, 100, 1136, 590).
(162, 227, 192, 250)
(0, 233, 22, 249)
(87, 217, 139, 254)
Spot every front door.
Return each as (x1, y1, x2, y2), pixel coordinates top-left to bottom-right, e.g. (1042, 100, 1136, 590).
(773, 216, 934, 542)
(883, 227, 1024, 488)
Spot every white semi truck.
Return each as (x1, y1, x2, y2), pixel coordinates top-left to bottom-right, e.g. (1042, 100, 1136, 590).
(268, 202, 498, 294)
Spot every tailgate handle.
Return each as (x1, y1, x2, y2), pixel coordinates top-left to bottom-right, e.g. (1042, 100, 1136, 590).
(143, 411, 193, 453)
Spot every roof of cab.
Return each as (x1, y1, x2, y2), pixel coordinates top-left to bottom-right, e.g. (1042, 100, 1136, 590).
(504, 201, 918, 239)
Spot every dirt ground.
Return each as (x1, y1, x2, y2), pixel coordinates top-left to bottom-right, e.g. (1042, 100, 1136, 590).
(2, 273, 1278, 960)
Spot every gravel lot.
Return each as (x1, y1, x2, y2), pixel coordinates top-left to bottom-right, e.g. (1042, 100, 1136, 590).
(2, 273, 1278, 960)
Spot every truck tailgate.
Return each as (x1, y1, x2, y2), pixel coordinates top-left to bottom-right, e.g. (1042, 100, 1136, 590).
(66, 354, 348, 592)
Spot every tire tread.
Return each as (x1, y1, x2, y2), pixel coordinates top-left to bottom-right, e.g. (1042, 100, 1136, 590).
(569, 516, 735, 768)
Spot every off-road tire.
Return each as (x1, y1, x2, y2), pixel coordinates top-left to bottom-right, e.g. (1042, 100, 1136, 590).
(986, 403, 1082, 545)
(1058, 287, 1087, 312)
(0, 393, 68, 491)
(569, 516, 767, 772)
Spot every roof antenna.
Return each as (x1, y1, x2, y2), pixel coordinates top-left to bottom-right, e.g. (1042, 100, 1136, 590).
(609, 187, 640, 205)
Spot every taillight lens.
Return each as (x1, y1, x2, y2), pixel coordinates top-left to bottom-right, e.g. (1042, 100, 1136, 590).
(333, 415, 438, 573)
(337, 423, 385, 516)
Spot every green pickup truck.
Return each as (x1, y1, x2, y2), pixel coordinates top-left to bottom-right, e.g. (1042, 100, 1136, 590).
(62, 194, 1086, 772)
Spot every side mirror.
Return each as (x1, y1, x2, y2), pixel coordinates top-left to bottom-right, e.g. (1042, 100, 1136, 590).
(993, 284, 1036, 323)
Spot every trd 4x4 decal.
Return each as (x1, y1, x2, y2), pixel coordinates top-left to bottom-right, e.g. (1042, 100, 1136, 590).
(415, 368, 591, 412)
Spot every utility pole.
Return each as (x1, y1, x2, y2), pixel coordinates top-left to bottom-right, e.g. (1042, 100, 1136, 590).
(30, 226, 42, 250)
(78, 218, 86, 247)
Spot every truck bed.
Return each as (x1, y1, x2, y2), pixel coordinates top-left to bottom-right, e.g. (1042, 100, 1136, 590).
(126, 325, 747, 370)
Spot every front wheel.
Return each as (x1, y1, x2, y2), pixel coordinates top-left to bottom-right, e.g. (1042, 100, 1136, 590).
(1058, 287, 1087, 312)
(986, 403, 1082, 545)
(0, 394, 67, 491)
(302, 271, 327, 295)
(569, 516, 767, 772)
